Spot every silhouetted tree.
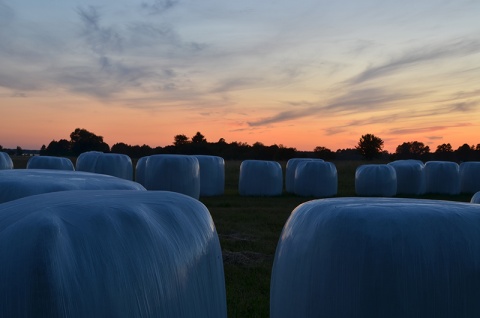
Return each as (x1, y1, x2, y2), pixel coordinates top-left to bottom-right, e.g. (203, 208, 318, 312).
(455, 143, 475, 162)
(45, 139, 72, 156)
(173, 134, 189, 146)
(434, 143, 454, 161)
(191, 132, 207, 144)
(0, 145, 3, 151)
(356, 134, 384, 160)
(395, 141, 430, 161)
(16, 146, 23, 156)
(70, 128, 109, 156)
(314, 146, 335, 160)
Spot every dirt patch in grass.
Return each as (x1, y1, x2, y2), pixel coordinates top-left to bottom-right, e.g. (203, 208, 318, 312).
(222, 250, 272, 267)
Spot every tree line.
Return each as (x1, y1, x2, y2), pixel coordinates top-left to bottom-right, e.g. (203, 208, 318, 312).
(5, 128, 478, 162)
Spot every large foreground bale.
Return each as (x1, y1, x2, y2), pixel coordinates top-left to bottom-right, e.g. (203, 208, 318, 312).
(194, 155, 225, 196)
(143, 155, 200, 199)
(425, 161, 460, 195)
(355, 164, 397, 197)
(26, 155, 74, 171)
(271, 197, 480, 318)
(460, 162, 480, 193)
(285, 158, 323, 193)
(388, 160, 426, 195)
(76, 152, 133, 180)
(294, 161, 337, 198)
(238, 160, 283, 196)
(0, 169, 145, 204)
(0, 190, 227, 317)
(0, 152, 13, 170)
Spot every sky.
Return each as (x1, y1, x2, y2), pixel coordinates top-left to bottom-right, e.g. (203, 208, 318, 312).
(1, 0, 479, 152)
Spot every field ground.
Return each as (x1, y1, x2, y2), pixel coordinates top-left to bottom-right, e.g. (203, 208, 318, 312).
(10, 157, 474, 317)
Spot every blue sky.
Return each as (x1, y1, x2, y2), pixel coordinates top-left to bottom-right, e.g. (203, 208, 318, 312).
(1, 0, 479, 151)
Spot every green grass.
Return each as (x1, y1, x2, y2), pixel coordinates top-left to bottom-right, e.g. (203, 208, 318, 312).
(10, 157, 473, 317)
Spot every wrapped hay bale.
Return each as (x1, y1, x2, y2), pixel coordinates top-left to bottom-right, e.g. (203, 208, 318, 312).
(0, 152, 13, 170)
(135, 156, 148, 186)
(285, 158, 323, 193)
(425, 161, 460, 195)
(26, 156, 75, 171)
(194, 155, 225, 196)
(0, 190, 227, 317)
(460, 162, 480, 194)
(76, 152, 133, 180)
(271, 197, 480, 317)
(388, 160, 426, 195)
(293, 161, 337, 198)
(355, 164, 397, 197)
(143, 155, 200, 200)
(471, 191, 480, 204)
(238, 160, 283, 196)
(0, 169, 145, 204)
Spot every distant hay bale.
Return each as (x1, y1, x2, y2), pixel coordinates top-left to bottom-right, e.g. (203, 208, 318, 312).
(271, 197, 480, 317)
(194, 155, 225, 197)
(0, 169, 145, 204)
(388, 160, 425, 195)
(26, 156, 74, 171)
(355, 164, 397, 197)
(425, 161, 460, 195)
(0, 152, 13, 170)
(0, 190, 227, 317)
(76, 152, 133, 180)
(471, 191, 480, 204)
(285, 158, 323, 193)
(293, 161, 337, 198)
(143, 155, 200, 200)
(135, 156, 148, 186)
(239, 160, 283, 196)
(460, 162, 480, 194)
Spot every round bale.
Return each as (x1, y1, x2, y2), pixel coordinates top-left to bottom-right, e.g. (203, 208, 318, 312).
(143, 155, 200, 199)
(0, 169, 145, 204)
(285, 158, 323, 193)
(0, 152, 13, 170)
(355, 164, 397, 197)
(388, 160, 426, 195)
(294, 161, 337, 198)
(460, 162, 480, 194)
(425, 161, 460, 195)
(0, 190, 226, 317)
(26, 156, 75, 171)
(76, 152, 133, 180)
(194, 155, 225, 196)
(271, 197, 480, 317)
(238, 160, 283, 196)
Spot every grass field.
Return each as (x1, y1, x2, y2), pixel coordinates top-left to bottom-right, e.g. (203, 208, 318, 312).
(9, 157, 474, 317)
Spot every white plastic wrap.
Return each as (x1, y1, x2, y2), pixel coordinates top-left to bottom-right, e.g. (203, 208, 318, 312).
(355, 164, 397, 197)
(425, 161, 460, 195)
(76, 152, 133, 180)
(143, 155, 200, 199)
(285, 158, 323, 193)
(293, 161, 337, 198)
(271, 197, 480, 317)
(0, 152, 13, 170)
(26, 155, 75, 171)
(388, 160, 426, 195)
(460, 162, 480, 194)
(471, 191, 480, 203)
(0, 169, 145, 204)
(238, 160, 283, 196)
(135, 156, 148, 186)
(194, 155, 225, 196)
(0, 190, 227, 317)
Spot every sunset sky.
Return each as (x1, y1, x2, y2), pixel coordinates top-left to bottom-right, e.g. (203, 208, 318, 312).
(1, 0, 479, 152)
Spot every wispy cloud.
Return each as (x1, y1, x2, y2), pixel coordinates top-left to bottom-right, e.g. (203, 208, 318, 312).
(388, 123, 473, 136)
(141, 0, 180, 15)
(348, 38, 480, 85)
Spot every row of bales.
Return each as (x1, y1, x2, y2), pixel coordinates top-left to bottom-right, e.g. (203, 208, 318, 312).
(3, 151, 480, 316)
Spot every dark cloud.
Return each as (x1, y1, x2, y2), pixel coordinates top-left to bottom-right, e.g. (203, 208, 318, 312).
(76, 6, 123, 54)
(348, 38, 480, 85)
(0, 1, 14, 27)
(141, 0, 179, 15)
